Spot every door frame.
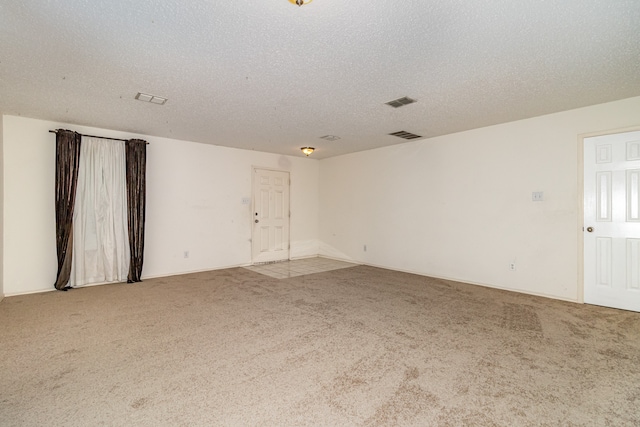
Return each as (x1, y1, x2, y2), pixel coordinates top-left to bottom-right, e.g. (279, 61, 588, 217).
(578, 125, 640, 305)
(251, 166, 291, 264)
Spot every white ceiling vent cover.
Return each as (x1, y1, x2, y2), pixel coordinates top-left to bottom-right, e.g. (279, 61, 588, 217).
(319, 135, 341, 141)
(135, 92, 168, 105)
(389, 130, 422, 140)
(385, 96, 417, 108)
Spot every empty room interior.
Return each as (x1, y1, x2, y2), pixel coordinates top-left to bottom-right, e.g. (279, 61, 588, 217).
(1, 1, 640, 425)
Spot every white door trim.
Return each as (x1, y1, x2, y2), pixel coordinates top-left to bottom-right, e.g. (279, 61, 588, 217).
(578, 125, 640, 305)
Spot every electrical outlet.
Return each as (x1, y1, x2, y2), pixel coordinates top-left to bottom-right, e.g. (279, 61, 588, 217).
(184, 251, 189, 259)
(509, 262, 516, 271)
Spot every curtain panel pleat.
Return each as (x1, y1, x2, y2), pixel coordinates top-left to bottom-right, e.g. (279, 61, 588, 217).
(54, 130, 82, 290)
(125, 140, 147, 282)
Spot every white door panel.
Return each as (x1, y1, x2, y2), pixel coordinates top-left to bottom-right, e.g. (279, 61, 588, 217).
(252, 168, 290, 263)
(584, 131, 640, 312)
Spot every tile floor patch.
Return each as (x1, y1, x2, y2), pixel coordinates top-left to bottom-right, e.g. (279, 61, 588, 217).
(244, 257, 358, 279)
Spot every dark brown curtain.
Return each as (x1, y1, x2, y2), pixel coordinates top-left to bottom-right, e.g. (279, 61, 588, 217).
(54, 130, 82, 290)
(125, 139, 147, 283)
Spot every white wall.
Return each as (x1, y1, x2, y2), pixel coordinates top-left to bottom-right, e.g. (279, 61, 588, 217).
(0, 114, 3, 300)
(4, 96, 640, 300)
(319, 96, 640, 302)
(2, 115, 320, 295)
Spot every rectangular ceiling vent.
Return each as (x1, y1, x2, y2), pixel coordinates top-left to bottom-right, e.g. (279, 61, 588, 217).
(135, 92, 168, 105)
(389, 130, 422, 140)
(385, 96, 417, 108)
(319, 135, 341, 141)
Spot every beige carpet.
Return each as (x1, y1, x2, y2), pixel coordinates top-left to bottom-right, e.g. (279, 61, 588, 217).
(1, 264, 639, 426)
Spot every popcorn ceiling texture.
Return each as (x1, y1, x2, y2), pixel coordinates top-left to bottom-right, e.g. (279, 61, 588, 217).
(1, 265, 639, 425)
(1, 0, 639, 158)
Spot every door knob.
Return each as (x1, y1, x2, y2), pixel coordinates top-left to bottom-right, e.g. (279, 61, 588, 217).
(586, 227, 594, 232)
(255, 219, 259, 223)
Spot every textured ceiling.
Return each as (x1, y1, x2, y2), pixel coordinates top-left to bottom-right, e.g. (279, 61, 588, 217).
(1, 0, 639, 159)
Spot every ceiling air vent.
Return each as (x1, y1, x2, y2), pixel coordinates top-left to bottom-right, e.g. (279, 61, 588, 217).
(135, 92, 168, 105)
(389, 130, 422, 140)
(319, 135, 341, 141)
(385, 96, 417, 108)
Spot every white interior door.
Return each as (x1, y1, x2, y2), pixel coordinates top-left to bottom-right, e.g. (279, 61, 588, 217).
(584, 130, 640, 312)
(252, 168, 290, 264)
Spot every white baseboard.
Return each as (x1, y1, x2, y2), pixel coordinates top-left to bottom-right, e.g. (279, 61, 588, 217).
(356, 260, 580, 304)
(5, 288, 56, 297)
(141, 263, 252, 280)
(4, 258, 579, 305)
(4, 263, 254, 297)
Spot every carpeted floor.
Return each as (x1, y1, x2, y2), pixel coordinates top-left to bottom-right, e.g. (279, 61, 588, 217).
(1, 264, 639, 426)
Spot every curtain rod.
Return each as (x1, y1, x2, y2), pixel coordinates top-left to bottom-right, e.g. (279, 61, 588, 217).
(49, 130, 149, 144)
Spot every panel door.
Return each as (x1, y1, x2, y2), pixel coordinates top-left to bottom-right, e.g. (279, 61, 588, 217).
(584, 130, 640, 312)
(251, 168, 290, 264)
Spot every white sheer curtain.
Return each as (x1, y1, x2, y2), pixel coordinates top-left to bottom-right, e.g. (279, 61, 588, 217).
(69, 137, 130, 287)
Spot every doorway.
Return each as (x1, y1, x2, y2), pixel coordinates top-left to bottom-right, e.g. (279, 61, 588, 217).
(583, 130, 640, 312)
(251, 168, 290, 264)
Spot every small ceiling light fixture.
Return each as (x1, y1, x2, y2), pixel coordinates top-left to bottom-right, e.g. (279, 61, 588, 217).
(301, 147, 315, 156)
(288, 0, 312, 6)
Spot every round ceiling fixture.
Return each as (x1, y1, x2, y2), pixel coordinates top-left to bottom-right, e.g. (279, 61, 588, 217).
(301, 147, 315, 156)
(288, 0, 313, 6)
